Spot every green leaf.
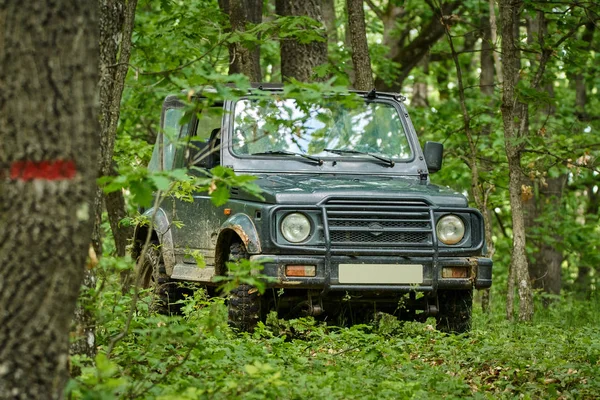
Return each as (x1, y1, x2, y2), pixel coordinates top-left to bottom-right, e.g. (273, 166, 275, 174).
(210, 184, 230, 206)
(130, 181, 154, 208)
(150, 174, 171, 191)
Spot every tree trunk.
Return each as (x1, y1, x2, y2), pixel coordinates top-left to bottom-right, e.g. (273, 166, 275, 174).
(573, 23, 596, 293)
(93, 0, 138, 260)
(527, 177, 567, 296)
(411, 59, 429, 108)
(322, 0, 338, 46)
(219, 0, 263, 81)
(276, 0, 328, 82)
(479, 12, 496, 312)
(523, 11, 565, 301)
(0, 1, 99, 398)
(499, 0, 534, 321)
(488, 0, 502, 83)
(480, 15, 495, 98)
(346, 0, 374, 90)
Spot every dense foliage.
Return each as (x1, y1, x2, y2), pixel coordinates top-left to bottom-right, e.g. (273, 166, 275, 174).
(68, 273, 600, 398)
(75, 0, 600, 398)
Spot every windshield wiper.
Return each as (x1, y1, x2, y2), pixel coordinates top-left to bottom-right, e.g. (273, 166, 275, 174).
(251, 150, 324, 166)
(324, 148, 395, 167)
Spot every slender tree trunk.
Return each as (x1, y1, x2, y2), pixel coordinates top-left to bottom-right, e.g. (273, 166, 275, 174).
(93, 0, 138, 260)
(0, 1, 99, 398)
(322, 0, 338, 46)
(411, 59, 429, 107)
(480, 15, 495, 99)
(573, 22, 595, 293)
(499, 0, 534, 321)
(219, 0, 263, 81)
(479, 12, 496, 312)
(276, 0, 328, 82)
(343, 1, 356, 85)
(346, 0, 374, 90)
(95, 0, 138, 305)
(489, 0, 502, 83)
(523, 11, 566, 301)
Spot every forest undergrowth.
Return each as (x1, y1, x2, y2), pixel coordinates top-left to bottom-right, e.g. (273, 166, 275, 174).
(67, 278, 600, 400)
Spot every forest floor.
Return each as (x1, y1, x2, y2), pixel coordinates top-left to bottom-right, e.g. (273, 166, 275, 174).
(69, 289, 600, 399)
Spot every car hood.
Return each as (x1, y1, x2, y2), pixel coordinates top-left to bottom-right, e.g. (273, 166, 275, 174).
(233, 174, 467, 207)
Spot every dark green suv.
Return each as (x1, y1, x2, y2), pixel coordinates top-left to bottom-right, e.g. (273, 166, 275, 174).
(133, 86, 492, 333)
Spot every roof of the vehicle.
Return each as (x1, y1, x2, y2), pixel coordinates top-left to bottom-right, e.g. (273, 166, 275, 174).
(165, 83, 406, 103)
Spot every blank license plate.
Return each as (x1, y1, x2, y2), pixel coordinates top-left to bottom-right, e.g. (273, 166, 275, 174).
(338, 264, 423, 284)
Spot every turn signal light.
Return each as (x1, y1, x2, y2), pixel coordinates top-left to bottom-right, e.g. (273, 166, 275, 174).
(442, 267, 469, 278)
(285, 265, 316, 277)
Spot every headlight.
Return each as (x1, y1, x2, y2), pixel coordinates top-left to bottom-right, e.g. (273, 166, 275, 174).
(436, 215, 465, 245)
(281, 213, 311, 243)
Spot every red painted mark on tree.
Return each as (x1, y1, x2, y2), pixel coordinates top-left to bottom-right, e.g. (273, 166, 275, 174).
(9, 160, 77, 181)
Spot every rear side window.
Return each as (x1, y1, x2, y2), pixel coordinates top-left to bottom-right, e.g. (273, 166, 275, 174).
(162, 107, 186, 170)
(149, 106, 186, 171)
(183, 104, 223, 169)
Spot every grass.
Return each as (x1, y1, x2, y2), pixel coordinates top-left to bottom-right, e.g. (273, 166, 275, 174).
(68, 288, 600, 399)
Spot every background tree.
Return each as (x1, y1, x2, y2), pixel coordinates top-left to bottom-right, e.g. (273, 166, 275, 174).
(499, 0, 534, 321)
(0, 1, 99, 398)
(71, 0, 139, 361)
(276, 0, 328, 82)
(346, 0, 374, 90)
(219, 0, 263, 81)
(94, 0, 139, 260)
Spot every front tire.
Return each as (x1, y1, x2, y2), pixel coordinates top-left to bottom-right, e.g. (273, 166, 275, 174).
(227, 242, 264, 332)
(436, 290, 473, 333)
(137, 241, 175, 314)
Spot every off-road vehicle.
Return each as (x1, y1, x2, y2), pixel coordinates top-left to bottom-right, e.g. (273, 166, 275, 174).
(133, 85, 492, 333)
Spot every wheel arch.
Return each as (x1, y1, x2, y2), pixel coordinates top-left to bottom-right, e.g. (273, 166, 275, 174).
(214, 213, 261, 276)
(131, 208, 176, 275)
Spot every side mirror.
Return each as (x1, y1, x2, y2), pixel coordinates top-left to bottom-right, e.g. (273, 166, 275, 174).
(423, 141, 443, 173)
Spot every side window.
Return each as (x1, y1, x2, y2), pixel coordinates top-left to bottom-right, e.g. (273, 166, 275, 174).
(162, 107, 186, 170)
(186, 105, 223, 169)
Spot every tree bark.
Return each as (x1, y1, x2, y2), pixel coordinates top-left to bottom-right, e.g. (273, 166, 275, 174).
(523, 11, 566, 301)
(478, 12, 496, 312)
(219, 0, 263, 81)
(0, 1, 99, 398)
(93, 0, 138, 260)
(411, 59, 429, 108)
(499, 0, 534, 321)
(346, 0, 374, 90)
(322, 0, 338, 46)
(480, 15, 495, 98)
(276, 0, 328, 82)
(526, 177, 567, 296)
(488, 0, 502, 83)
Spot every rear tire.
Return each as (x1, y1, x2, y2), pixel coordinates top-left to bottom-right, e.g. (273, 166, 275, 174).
(227, 242, 264, 332)
(436, 290, 473, 333)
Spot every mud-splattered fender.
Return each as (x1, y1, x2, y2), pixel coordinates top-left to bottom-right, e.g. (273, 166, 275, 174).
(134, 207, 177, 275)
(218, 213, 261, 254)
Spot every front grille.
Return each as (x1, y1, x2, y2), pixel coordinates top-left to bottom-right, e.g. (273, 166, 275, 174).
(325, 199, 433, 247)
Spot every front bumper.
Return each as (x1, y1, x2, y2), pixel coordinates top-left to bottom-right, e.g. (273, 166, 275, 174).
(251, 254, 492, 293)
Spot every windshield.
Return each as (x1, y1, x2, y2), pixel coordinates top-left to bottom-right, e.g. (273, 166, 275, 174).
(232, 98, 412, 160)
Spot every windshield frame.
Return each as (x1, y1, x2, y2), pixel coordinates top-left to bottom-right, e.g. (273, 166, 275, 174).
(221, 94, 428, 177)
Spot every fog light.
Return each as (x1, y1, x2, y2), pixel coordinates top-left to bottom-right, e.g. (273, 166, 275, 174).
(442, 267, 469, 278)
(285, 265, 316, 277)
